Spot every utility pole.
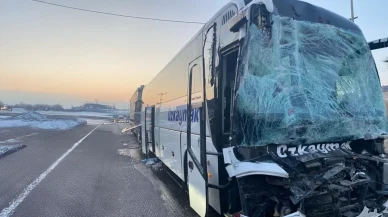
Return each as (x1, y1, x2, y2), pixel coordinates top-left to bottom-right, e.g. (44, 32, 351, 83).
(157, 92, 167, 105)
(350, 0, 354, 22)
(350, 0, 358, 22)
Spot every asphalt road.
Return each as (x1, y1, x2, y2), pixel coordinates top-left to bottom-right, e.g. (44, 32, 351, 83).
(0, 122, 201, 217)
(0, 119, 382, 217)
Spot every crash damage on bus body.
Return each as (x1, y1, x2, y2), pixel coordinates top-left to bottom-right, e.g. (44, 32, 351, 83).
(224, 0, 388, 216)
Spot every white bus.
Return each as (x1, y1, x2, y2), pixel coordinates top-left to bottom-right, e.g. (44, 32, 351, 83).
(133, 0, 388, 216)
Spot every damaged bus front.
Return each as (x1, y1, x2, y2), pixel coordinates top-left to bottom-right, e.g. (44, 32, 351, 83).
(225, 0, 388, 216)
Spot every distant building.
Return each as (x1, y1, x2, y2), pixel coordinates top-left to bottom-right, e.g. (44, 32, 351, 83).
(71, 103, 115, 113)
(82, 103, 113, 110)
(382, 85, 388, 92)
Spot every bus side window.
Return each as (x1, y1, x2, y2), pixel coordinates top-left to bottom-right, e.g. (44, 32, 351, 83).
(192, 65, 202, 94)
(223, 51, 239, 134)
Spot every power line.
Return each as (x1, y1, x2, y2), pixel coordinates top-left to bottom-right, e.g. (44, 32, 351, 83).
(30, 0, 205, 25)
(157, 92, 167, 105)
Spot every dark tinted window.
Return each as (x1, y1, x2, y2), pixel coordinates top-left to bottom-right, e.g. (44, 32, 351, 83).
(273, 0, 360, 32)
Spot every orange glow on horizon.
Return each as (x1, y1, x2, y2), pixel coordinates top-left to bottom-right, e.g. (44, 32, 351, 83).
(0, 72, 151, 103)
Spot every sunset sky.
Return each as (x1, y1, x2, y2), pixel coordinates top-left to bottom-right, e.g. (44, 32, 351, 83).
(1, 0, 388, 108)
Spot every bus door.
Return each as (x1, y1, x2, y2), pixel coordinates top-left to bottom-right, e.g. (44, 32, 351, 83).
(144, 106, 155, 153)
(187, 61, 208, 217)
(186, 23, 216, 217)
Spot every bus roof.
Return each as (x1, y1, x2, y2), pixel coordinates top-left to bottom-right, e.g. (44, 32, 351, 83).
(143, 0, 245, 87)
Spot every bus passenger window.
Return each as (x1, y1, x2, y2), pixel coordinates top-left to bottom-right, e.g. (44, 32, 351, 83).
(192, 65, 202, 94)
(223, 51, 238, 134)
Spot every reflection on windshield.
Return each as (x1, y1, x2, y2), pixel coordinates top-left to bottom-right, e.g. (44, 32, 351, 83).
(233, 15, 387, 147)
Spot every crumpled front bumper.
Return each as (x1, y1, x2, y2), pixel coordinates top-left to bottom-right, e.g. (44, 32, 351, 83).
(284, 211, 306, 217)
(249, 201, 388, 217)
(240, 211, 306, 217)
(382, 200, 388, 215)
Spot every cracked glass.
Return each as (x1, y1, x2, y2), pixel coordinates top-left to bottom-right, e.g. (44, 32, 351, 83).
(232, 15, 387, 147)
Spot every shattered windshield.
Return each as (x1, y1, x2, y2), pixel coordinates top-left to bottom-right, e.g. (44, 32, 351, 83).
(232, 15, 387, 147)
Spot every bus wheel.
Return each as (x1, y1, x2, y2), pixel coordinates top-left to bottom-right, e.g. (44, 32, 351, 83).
(237, 175, 293, 217)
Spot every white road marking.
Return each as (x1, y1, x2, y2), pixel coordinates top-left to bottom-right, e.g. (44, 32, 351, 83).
(0, 125, 100, 217)
(0, 133, 38, 144)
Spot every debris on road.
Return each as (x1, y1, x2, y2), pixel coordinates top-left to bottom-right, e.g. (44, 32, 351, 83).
(151, 162, 163, 171)
(141, 158, 159, 166)
(141, 158, 163, 171)
(0, 111, 86, 130)
(121, 125, 141, 133)
(118, 148, 131, 157)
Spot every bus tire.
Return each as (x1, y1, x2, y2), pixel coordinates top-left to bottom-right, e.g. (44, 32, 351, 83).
(237, 175, 292, 217)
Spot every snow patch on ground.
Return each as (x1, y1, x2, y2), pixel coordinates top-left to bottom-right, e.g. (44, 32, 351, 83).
(16, 112, 48, 121)
(0, 139, 17, 144)
(0, 144, 25, 156)
(0, 112, 85, 130)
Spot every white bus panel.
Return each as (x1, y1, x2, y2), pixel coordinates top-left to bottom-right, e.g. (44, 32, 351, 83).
(159, 128, 184, 180)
